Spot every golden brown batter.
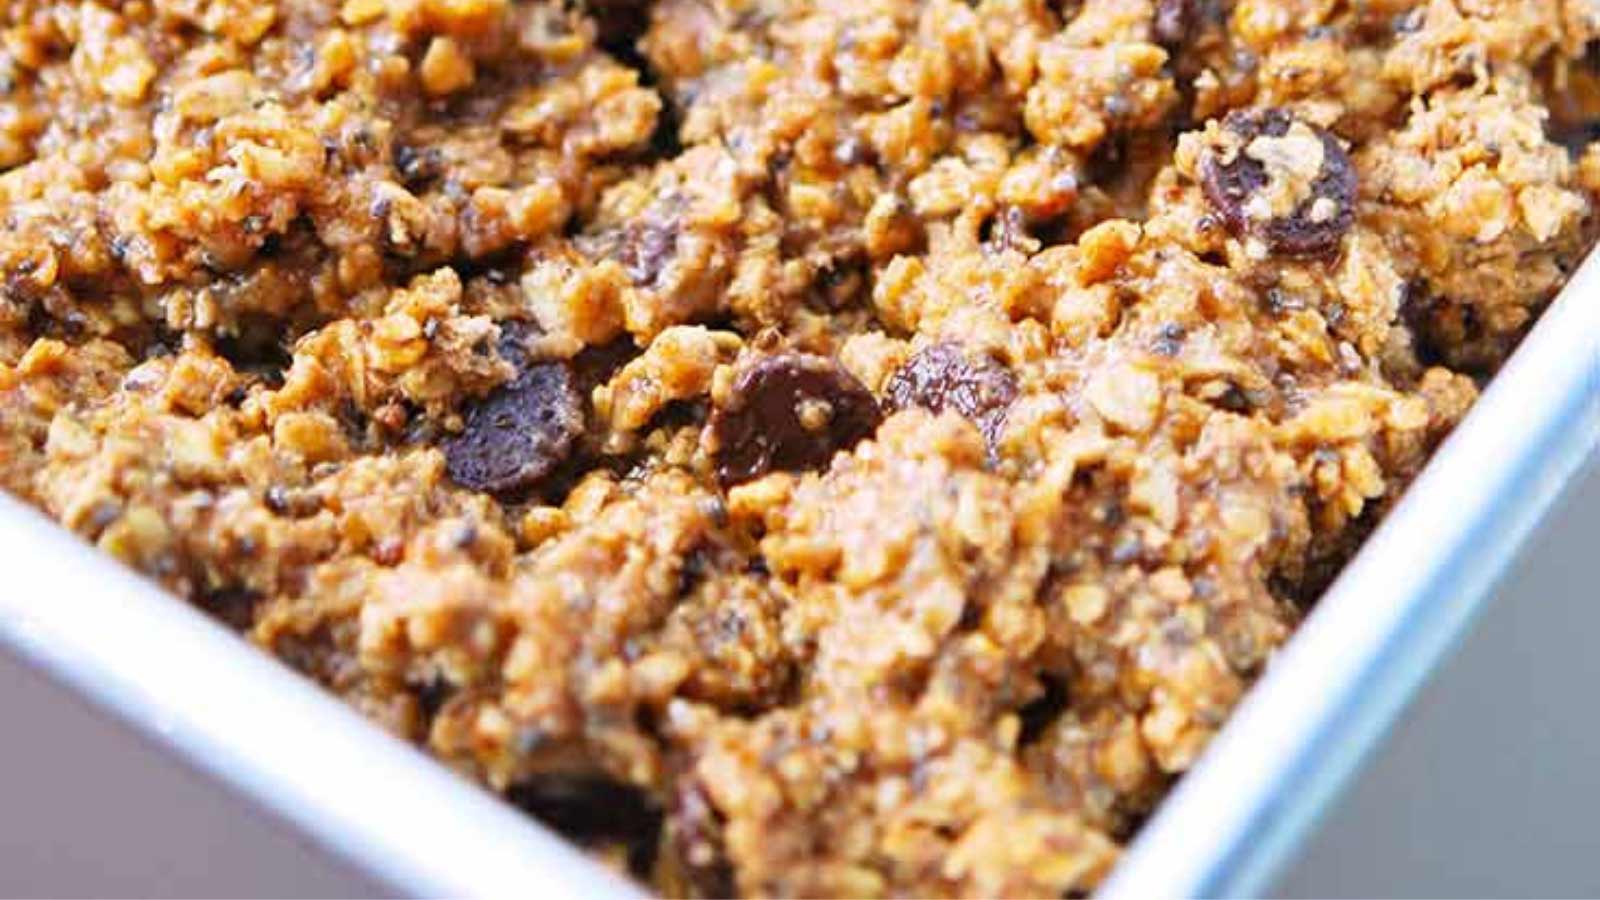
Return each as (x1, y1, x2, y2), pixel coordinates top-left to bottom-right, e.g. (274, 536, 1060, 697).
(3, 0, 1599, 894)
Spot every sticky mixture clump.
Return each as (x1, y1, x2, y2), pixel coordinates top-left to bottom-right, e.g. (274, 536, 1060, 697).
(2, 0, 1599, 895)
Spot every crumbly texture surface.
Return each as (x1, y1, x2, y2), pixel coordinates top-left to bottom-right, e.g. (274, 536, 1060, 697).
(3, 0, 1599, 895)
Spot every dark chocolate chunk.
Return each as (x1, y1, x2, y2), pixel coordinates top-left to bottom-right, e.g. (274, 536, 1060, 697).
(580, 0, 652, 58)
(392, 141, 443, 189)
(1199, 108, 1357, 257)
(708, 353, 882, 486)
(196, 586, 262, 631)
(507, 774, 662, 877)
(1548, 111, 1600, 158)
(443, 323, 583, 497)
(883, 343, 1018, 448)
(411, 674, 454, 722)
(1016, 674, 1070, 747)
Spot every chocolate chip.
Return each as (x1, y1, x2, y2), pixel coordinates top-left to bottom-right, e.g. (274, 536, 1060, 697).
(708, 353, 882, 486)
(411, 674, 454, 722)
(507, 775, 662, 877)
(1199, 109, 1357, 257)
(392, 142, 443, 188)
(1016, 674, 1069, 747)
(1549, 111, 1600, 159)
(196, 586, 262, 631)
(580, 0, 651, 57)
(883, 343, 1018, 449)
(443, 324, 583, 497)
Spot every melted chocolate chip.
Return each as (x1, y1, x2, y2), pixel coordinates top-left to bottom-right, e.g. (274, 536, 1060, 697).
(443, 324, 583, 497)
(581, 0, 652, 54)
(883, 343, 1018, 449)
(1016, 674, 1070, 747)
(392, 142, 443, 189)
(196, 586, 262, 631)
(1199, 109, 1357, 257)
(1549, 116, 1600, 159)
(412, 674, 454, 722)
(507, 775, 663, 877)
(708, 353, 882, 486)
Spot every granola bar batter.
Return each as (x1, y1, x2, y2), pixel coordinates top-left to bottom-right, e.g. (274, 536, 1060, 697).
(3, 0, 1599, 894)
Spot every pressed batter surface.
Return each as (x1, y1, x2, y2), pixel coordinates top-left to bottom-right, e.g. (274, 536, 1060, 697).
(3, 0, 1599, 894)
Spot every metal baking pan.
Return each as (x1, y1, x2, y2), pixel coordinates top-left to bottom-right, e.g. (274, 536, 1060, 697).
(2, 252, 1597, 896)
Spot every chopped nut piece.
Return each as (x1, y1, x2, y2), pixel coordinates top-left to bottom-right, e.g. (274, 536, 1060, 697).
(420, 37, 475, 97)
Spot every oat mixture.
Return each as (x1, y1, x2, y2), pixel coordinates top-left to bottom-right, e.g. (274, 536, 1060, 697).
(3, 0, 1599, 894)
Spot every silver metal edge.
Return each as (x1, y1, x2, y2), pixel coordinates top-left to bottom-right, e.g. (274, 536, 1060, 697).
(0, 494, 642, 899)
(1101, 254, 1600, 898)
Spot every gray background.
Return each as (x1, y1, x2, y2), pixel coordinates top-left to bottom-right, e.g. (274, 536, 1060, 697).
(2, 461, 1597, 898)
